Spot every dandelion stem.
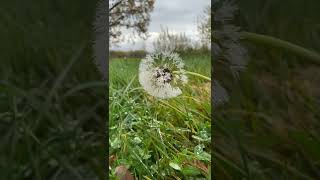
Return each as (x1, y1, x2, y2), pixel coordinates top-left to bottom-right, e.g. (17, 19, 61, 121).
(241, 31, 320, 65)
(173, 71, 211, 81)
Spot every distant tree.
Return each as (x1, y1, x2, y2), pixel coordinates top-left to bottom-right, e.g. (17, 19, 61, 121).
(94, 0, 155, 78)
(108, 0, 155, 43)
(152, 26, 192, 53)
(197, 5, 211, 48)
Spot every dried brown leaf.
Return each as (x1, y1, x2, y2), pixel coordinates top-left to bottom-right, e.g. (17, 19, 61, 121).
(115, 165, 134, 180)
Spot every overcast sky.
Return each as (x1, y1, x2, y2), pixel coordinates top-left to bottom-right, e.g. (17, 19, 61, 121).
(110, 0, 210, 52)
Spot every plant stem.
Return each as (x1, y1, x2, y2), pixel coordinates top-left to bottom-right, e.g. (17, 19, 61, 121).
(241, 31, 320, 65)
(173, 70, 211, 81)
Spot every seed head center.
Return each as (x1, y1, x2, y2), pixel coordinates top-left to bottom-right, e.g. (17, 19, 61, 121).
(154, 67, 173, 83)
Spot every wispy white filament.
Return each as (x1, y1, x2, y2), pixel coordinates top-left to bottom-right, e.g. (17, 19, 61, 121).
(139, 51, 188, 99)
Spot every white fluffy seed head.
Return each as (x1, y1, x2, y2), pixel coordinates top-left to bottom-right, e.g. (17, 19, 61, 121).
(139, 51, 188, 99)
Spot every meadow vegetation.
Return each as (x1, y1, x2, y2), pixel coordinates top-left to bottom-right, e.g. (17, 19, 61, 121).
(109, 54, 211, 179)
(1, 0, 320, 179)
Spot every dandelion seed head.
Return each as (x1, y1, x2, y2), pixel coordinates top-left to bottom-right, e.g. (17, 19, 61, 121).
(139, 51, 188, 99)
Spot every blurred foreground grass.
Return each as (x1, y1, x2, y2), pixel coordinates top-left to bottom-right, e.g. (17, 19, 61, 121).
(0, 0, 107, 179)
(213, 0, 320, 179)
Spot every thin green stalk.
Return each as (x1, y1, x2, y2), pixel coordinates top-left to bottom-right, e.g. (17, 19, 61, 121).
(173, 70, 211, 81)
(241, 31, 320, 65)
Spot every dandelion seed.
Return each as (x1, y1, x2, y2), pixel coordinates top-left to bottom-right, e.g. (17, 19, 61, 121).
(213, 0, 248, 76)
(139, 51, 188, 99)
(212, 0, 246, 105)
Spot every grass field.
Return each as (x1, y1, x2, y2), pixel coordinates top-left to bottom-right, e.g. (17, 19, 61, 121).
(109, 54, 211, 179)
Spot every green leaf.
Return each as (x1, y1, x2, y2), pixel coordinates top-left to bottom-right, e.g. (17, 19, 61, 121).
(169, 162, 181, 171)
(181, 165, 201, 176)
(196, 151, 211, 162)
